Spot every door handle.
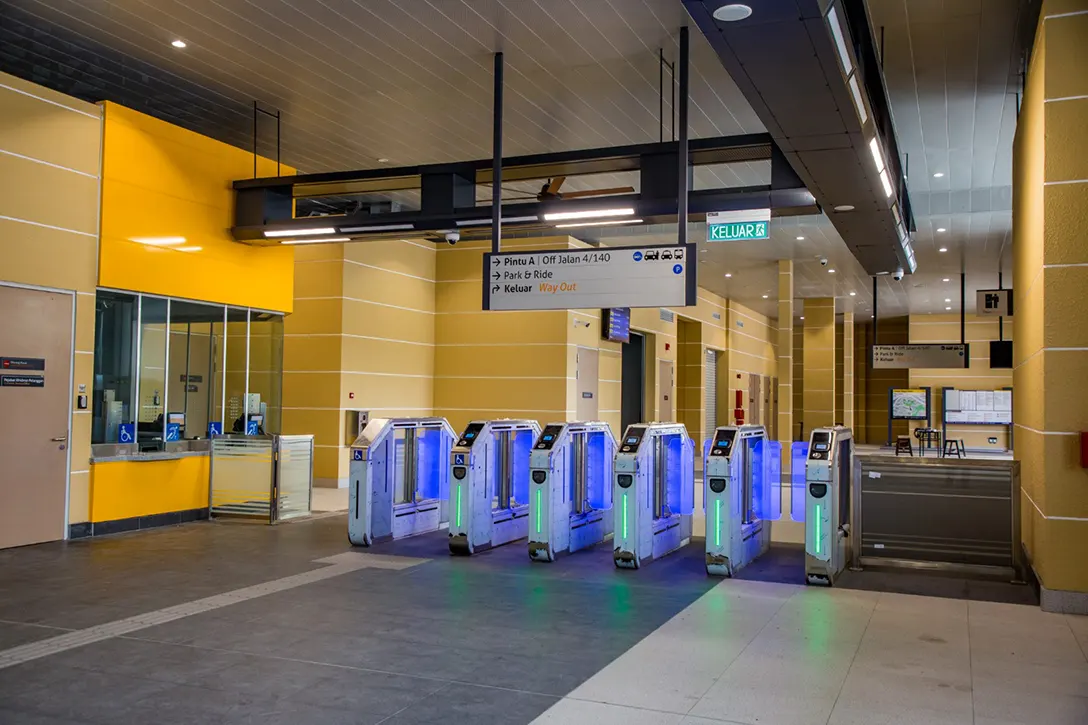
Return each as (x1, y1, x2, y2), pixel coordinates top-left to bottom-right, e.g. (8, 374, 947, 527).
(51, 436, 67, 442)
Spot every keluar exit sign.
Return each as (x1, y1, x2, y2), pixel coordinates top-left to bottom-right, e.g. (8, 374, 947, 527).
(706, 208, 771, 242)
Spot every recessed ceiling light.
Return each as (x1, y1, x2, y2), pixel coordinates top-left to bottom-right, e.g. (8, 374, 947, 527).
(933, 172, 944, 178)
(700, 248, 708, 253)
(833, 204, 855, 212)
(937, 227, 946, 233)
(171, 39, 187, 48)
(945, 298, 951, 303)
(762, 294, 769, 299)
(713, 3, 753, 22)
(945, 306, 952, 310)
(725, 273, 732, 278)
(800, 316, 805, 320)
(849, 291, 856, 296)
(943, 278, 950, 282)
(796, 236, 805, 241)
(828, 268, 836, 274)
(377, 157, 390, 163)
(938, 247, 948, 253)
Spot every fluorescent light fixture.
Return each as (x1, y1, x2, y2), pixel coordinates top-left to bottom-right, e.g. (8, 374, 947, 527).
(554, 218, 643, 229)
(171, 39, 187, 48)
(456, 216, 538, 227)
(834, 204, 855, 212)
(263, 227, 336, 238)
(933, 172, 944, 178)
(796, 236, 805, 241)
(725, 273, 732, 278)
(868, 137, 885, 172)
(939, 247, 948, 253)
(891, 203, 901, 225)
(879, 169, 894, 197)
(336, 224, 413, 233)
(129, 236, 187, 246)
(827, 5, 853, 76)
(937, 227, 947, 233)
(713, 3, 753, 21)
(543, 207, 635, 222)
(848, 75, 868, 124)
(279, 237, 351, 245)
(175, 246, 202, 252)
(849, 291, 856, 296)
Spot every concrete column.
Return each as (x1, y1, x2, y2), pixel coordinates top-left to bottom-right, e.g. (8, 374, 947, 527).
(1013, 0, 1088, 612)
(776, 261, 802, 540)
(842, 311, 854, 429)
(802, 298, 836, 437)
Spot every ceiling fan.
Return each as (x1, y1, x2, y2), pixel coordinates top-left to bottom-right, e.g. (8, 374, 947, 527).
(503, 175, 634, 202)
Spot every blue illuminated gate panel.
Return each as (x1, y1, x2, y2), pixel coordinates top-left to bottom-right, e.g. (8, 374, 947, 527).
(791, 441, 809, 521)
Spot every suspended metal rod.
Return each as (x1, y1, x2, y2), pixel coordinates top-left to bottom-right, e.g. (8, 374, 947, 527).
(678, 27, 690, 247)
(960, 273, 966, 344)
(492, 52, 504, 255)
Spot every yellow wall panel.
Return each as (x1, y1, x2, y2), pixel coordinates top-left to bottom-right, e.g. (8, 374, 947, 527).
(340, 372, 433, 411)
(1043, 266, 1088, 348)
(341, 263, 436, 312)
(0, 77, 100, 174)
(281, 371, 341, 408)
(0, 219, 97, 295)
(68, 471, 90, 525)
(282, 409, 343, 442)
(436, 344, 567, 377)
(341, 336, 435, 376)
(342, 299, 435, 342)
(0, 153, 99, 235)
(434, 378, 567, 414)
(286, 299, 344, 336)
(1044, 98, 1088, 182)
(435, 311, 567, 345)
(90, 457, 209, 522)
(99, 103, 294, 312)
(1044, 519, 1088, 592)
(293, 259, 345, 299)
(346, 240, 436, 280)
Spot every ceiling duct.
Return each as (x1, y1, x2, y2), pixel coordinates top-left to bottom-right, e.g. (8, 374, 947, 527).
(683, 0, 916, 275)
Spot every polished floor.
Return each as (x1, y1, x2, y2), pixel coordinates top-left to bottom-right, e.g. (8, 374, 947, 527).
(0, 516, 1084, 725)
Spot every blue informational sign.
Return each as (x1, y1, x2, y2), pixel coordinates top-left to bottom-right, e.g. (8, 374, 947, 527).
(118, 423, 135, 444)
(208, 421, 223, 437)
(246, 420, 259, 436)
(353, 449, 363, 461)
(454, 454, 465, 465)
(165, 423, 180, 442)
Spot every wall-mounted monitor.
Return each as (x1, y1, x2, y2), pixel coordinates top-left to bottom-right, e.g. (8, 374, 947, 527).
(602, 307, 631, 343)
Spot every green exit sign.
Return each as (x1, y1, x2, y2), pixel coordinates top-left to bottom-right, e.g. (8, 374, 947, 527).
(706, 209, 771, 242)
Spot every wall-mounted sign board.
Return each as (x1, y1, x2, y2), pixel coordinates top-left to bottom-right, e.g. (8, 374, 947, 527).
(483, 244, 696, 311)
(0, 374, 45, 387)
(976, 289, 1013, 317)
(890, 389, 928, 420)
(945, 388, 1012, 425)
(1, 357, 45, 371)
(706, 208, 770, 242)
(873, 344, 969, 369)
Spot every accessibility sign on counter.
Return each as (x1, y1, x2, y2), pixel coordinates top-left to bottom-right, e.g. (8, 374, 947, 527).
(483, 244, 696, 311)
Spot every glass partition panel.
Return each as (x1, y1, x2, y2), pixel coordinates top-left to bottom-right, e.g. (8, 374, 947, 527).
(790, 441, 809, 521)
(224, 308, 250, 433)
(137, 297, 168, 451)
(92, 291, 138, 444)
(248, 311, 284, 435)
(169, 301, 223, 440)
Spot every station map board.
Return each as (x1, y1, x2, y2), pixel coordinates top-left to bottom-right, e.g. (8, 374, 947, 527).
(945, 389, 1012, 425)
(483, 244, 696, 311)
(891, 389, 928, 420)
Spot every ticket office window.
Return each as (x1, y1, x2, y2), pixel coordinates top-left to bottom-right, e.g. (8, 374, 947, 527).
(91, 292, 284, 455)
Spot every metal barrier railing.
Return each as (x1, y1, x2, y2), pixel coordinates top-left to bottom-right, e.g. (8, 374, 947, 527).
(209, 434, 314, 524)
(853, 454, 1023, 580)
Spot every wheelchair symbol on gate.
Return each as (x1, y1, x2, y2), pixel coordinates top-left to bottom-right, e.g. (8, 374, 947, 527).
(118, 423, 134, 444)
(353, 449, 363, 461)
(454, 454, 465, 465)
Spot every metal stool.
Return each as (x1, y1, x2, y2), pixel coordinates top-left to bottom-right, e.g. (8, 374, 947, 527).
(895, 436, 914, 456)
(943, 439, 966, 458)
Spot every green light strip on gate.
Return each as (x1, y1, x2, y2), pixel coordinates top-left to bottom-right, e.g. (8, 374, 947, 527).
(814, 504, 821, 555)
(715, 498, 722, 547)
(536, 488, 542, 534)
(456, 484, 462, 528)
(623, 493, 628, 539)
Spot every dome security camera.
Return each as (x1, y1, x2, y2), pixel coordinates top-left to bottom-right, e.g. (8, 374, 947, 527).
(444, 231, 460, 245)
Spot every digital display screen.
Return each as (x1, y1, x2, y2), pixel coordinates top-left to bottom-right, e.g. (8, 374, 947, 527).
(711, 428, 737, 456)
(535, 424, 565, 450)
(716, 440, 730, 448)
(465, 432, 475, 439)
(458, 422, 486, 447)
(543, 434, 553, 441)
(602, 307, 631, 343)
(814, 443, 828, 451)
(626, 436, 639, 444)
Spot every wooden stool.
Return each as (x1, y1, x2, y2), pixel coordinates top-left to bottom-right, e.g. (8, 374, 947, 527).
(895, 436, 913, 456)
(943, 439, 965, 458)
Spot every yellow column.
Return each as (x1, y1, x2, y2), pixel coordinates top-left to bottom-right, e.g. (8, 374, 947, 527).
(1013, 0, 1088, 612)
(842, 311, 854, 429)
(802, 298, 836, 437)
(776, 261, 803, 540)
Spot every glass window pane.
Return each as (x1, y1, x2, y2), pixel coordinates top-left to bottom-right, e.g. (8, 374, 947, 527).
(224, 308, 250, 433)
(248, 312, 284, 435)
(137, 297, 168, 451)
(92, 291, 138, 444)
(169, 301, 223, 439)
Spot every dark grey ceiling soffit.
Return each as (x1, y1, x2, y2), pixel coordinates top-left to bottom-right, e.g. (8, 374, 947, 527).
(233, 133, 817, 245)
(683, 0, 916, 276)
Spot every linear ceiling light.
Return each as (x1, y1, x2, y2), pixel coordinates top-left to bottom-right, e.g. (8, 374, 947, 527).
(280, 237, 351, 245)
(826, 5, 854, 76)
(336, 223, 414, 233)
(847, 75, 868, 125)
(868, 138, 885, 172)
(543, 207, 635, 222)
(455, 216, 538, 227)
(263, 227, 337, 238)
(554, 218, 644, 229)
(879, 169, 894, 198)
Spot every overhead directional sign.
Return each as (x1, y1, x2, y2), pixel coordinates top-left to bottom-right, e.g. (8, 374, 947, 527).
(873, 344, 969, 369)
(483, 244, 696, 311)
(706, 208, 770, 242)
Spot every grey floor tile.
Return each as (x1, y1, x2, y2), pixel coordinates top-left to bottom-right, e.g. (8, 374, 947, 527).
(0, 708, 93, 725)
(292, 667, 446, 716)
(827, 701, 974, 725)
(49, 637, 247, 685)
(0, 666, 173, 722)
(0, 623, 70, 650)
(381, 683, 557, 725)
(972, 679, 1088, 724)
(183, 653, 335, 699)
(530, 698, 687, 724)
